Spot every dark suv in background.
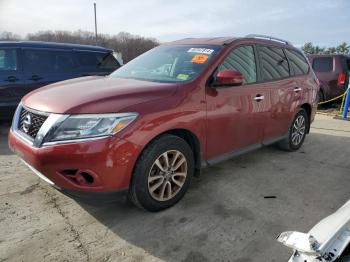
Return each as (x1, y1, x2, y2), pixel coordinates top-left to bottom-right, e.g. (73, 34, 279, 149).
(308, 54, 350, 102)
(0, 41, 121, 119)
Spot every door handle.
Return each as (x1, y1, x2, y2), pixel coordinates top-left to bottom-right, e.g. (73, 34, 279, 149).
(294, 87, 302, 93)
(254, 95, 265, 102)
(29, 75, 43, 81)
(4, 76, 18, 82)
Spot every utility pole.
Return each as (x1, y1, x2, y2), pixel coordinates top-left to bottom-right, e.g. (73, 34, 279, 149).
(94, 2, 98, 45)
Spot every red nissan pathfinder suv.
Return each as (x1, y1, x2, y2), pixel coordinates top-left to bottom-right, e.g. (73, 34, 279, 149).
(8, 35, 319, 211)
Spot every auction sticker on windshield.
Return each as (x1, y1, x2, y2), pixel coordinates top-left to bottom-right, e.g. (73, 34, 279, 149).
(187, 48, 214, 54)
(191, 54, 209, 64)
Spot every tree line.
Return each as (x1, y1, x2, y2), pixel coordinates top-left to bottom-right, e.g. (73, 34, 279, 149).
(0, 30, 159, 63)
(301, 42, 349, 55)
(1, 31, 348, 58)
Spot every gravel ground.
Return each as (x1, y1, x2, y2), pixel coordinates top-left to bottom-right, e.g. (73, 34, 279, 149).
(0, 114, 349, 262)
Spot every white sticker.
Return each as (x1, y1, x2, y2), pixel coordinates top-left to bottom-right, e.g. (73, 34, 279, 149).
(187, 48, 214, 55)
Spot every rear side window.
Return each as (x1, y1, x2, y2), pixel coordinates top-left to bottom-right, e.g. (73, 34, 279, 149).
(218, 45, 257, 84)
(259, 46, 290, 81)
(23, 49, 76, 73)
(0, 48, 18, 71)
(23, 49, 51, 73)
(285, 49, 309, 75)
(76, 51, 120, 71)
(312, 57, 333, 72)
(51, 50, 75, 72)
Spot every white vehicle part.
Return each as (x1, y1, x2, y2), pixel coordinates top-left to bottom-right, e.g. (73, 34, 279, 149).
(278, 200, 350, 262)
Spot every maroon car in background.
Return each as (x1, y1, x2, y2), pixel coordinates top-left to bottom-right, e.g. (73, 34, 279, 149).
(8, 35, 319, 211)
(308, 54, 350, 102)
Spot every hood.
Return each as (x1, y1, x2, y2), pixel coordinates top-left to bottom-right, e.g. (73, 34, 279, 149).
(22, 76, 178, 114)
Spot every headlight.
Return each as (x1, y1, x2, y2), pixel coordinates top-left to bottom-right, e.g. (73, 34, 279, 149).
(47, 113, 138, 142)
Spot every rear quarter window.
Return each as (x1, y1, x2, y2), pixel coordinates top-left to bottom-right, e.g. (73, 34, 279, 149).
(285, 49, 309, 76)
(312, 57, 333, 72)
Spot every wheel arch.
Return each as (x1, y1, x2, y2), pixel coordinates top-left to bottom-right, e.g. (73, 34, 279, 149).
(131, 128, 202, 183)
(162, 129, 201, 174)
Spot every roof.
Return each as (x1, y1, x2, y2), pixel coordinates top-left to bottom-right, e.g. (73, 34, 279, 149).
(0, 41, 113, 52)
(166, 36, 295, 48)
(307, 53, 350, 58)
(166, 37, 239, 46)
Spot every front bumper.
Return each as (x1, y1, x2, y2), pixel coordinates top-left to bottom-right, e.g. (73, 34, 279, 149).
(8, 129, 142, 193)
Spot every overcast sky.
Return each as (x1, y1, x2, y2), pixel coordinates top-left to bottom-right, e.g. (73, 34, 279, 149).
(0, 0, 349, 47)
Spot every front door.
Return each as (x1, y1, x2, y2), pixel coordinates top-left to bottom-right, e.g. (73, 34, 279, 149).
(205, 45, 270, 161)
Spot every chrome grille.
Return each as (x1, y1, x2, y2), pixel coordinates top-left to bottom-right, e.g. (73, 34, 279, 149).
(19, 108, 48, 139)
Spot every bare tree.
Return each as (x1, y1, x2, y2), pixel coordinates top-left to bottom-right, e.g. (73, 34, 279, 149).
(25, 30, 159, 62)
(0, 31, 21, 41)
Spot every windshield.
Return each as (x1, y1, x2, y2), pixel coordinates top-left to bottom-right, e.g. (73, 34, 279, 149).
(111, 45, 222, 83)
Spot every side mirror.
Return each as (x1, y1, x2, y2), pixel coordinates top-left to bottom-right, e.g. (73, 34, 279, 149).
(214, 69, 244, 87)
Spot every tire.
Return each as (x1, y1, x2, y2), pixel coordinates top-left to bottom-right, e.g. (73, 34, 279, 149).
(278, 108, 309, 151)
(128, 134, 194, 212)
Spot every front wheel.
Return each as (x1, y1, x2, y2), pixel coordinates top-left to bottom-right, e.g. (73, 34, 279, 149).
(128, 134, 194, 212)
(278, 108, 309, 151)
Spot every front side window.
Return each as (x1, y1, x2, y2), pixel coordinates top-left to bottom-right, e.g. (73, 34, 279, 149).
(112, 45, 222, 83)
(285, 49, 309, 75)
(98, 53, 120, 70)
(312, 57, 333, 72)
(218, 45, 257, 84)
(259, 46, 290, 81)
(0, 48, 17, 71)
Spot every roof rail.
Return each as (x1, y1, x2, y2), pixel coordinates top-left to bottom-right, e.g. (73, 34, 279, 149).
(245, 34, 292, 45)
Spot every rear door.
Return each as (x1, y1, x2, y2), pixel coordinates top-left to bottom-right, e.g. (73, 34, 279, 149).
(0, 47, 26, 111)
(74, 50, 120, 77)
(311, 56, 334, 99)
(257, 45, 297, 141)
(205, 45, 270, 161)
(23, 48, 76, 93)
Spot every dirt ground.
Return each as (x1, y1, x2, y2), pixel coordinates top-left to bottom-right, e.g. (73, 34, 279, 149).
(0, 114, 349, 262)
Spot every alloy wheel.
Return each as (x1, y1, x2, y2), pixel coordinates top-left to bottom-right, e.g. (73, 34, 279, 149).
(148, 150, 188, 202)
(291, 115, 306, 146)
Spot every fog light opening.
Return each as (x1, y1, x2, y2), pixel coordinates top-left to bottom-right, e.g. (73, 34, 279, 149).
(80, 172, 94, 184)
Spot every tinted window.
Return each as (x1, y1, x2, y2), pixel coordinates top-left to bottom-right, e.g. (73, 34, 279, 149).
(312, 57, 333, 72)
(0, 48, 17, 71)
(259, 46, 289, 81)
(218, 45, 257, 84)
(76, 51, 119, 71)
(98, 53, 120, 70)
(23, 49, 51, 73)
(23, 49, 77, 73)
(51, 51, 75, 72)
(285, 49, 309, 75)
(346, 59, 350, 71)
